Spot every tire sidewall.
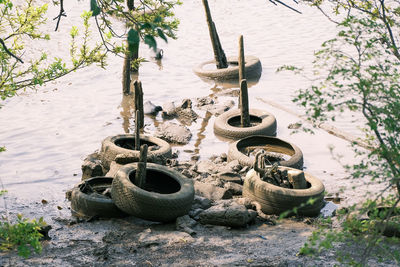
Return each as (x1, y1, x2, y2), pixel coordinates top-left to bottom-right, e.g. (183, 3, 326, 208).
(100, 134, 172, 169)
(228, 135, 303, 169)
(214, 109, 277, 140)
(193, 56, 262, 80)
(243, 168, 325, 216)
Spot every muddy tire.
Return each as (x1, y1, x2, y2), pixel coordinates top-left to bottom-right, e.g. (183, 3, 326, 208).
(193, 56, 262, 81)
(228, 136, 303, 169)
(214, 109, 277, 140)
(243, 168, 325, 216)
(70, 177, 127, 218)
(100, 134, 172, 169)
(111, 163, 195, 222)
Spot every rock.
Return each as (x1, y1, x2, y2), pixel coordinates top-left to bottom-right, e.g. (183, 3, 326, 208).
(188, 208, 204, 220)
(191, 195, 212, 210)
(194, 181, 232, 201)
(224, 160, 242, 173)
(196, 96, 214, 107)
(196, 160, 217, 174)
(143, 100, 162, 115)
(105, 161, 124, 177)
(175, 99, 198, 124)
(81, 152, 105, 180)
(176, 215, 197, 236)
(161, 102, 176, 118)
(199, 200, 257, 227)
(218, 172, 242, 184)
(224, 182, 243, 196)
(155, 122, 192, 144)
(320, 201, 338, 218)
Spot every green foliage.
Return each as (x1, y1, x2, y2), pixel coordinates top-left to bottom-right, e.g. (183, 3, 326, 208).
(0, 146, 5, 152)
(0, 214, 46, 258)
(0, 0, 106, 100)
(93, 0, 181, 60)
(281, 0, 400, 264)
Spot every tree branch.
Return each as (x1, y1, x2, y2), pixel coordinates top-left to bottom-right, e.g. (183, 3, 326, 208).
(53, 0, 66, 31)
(0, 38, 23, 63)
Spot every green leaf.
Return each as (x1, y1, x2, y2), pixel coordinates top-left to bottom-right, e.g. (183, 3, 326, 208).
(144, 35, 157, 52)
(157, 29, 168, 43)
(90, 0, 100, 16)
(127, 28, 140, 45)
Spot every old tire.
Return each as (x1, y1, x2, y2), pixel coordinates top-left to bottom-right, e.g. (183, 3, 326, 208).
(193, 56, 262, 81)
(228, 135, 303, 169)
(243, 168, 325, 216)
(214, 109, 277, 141)
(100, 134, 172, 169)
(111, 163, 195, 222)
(70, 177, 127, 218)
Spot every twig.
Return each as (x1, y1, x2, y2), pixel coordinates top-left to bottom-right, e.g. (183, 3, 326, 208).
(0, 38, 23, 63)
(53, 0, 66, 32)
(269, 0, 302, 14)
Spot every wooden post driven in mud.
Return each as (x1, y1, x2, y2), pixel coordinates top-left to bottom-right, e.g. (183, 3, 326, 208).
(122, 57, 131, 94)
(238, 35, 246, 108)
(239, 35, 246, 82)
(135, 110, 141, 150)
(202, 0, 228, 69)
(122, 0, 138, 94)
(134, 80, 144, 129)
(135, 144, 148, 188)
(240, 79, 250, 127)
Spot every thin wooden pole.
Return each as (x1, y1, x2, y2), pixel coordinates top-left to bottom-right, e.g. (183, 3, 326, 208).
(122, 56, 131, 94)
(135, 110, 141, 150)
(238, 35, 246, 83)
(202, 0, 228, 69)
(240, 79, 250, 127)
(135, 144, 148, 188)
(134, 80, 144, 129)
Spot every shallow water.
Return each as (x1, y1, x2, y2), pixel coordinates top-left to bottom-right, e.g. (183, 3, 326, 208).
(0, 1, 373, 212)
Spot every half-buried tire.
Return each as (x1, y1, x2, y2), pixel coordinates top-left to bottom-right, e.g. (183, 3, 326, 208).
(228, 135, 303, 169)
(111, 163, 195, 222)
(214, 109, 277, 141)
(70, 176, 127, 218)
(193, 56, 262, 81)
(243, 168, 325, 217)
(100, 134, 172, 170)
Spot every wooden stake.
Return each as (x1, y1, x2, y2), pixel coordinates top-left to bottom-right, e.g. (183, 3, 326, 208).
(134, 80, 144, 129)
(135, 144, 148, 188)
(240, 79, 250, 127)
(239, 35, 246, 83)
(135, 110, 140, 150)
(122, 55, 131, 94)
(202, 0, 228, 69)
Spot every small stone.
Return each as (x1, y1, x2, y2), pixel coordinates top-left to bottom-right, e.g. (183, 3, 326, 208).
(223, 182, 243, 196)
(81, 152, 105, 180)
(194, 181, 232, 201)
(196, 160, 217, 174)
(176, 215, 197, 235)
(189, 208, 204, 220)
(191, 195, 212, 210)
(218, 172, 242, 184)
(199, 200, 257, 227)
(155, 122, 192, 144)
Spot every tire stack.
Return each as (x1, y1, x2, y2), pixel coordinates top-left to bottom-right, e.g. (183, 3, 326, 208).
(68, 135, 194, 222)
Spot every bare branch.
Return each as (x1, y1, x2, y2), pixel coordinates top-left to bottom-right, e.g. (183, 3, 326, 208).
(0, 38, 23, 63)
(53, 0, 66, 31)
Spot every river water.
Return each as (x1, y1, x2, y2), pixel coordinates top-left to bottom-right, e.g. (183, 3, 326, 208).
(0, 0, 373, 216)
